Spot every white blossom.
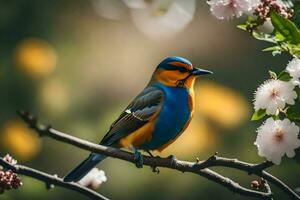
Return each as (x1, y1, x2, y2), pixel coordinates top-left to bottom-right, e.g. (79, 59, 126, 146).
(130, 0, 196, 39)
(254, 118, 300, 165)
(207, 0, 259, 20)
(253, 79, 297, 115)
(78, 168, 107, 189)
(286, 58, 300, 86)
(122, 0, 148, 9)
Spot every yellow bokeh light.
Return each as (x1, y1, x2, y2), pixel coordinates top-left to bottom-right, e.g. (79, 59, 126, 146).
(161, 119, 216, 157)
(15, 38, 57, 78)
(196, 81, 250, 129)
(1, 120, 41, 161)
(39, 77, 69, 115)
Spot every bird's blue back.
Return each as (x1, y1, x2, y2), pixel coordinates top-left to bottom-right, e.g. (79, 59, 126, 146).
(141, 82, 190, 150)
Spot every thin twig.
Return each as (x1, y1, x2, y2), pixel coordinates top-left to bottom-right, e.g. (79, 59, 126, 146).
(264, 180, 274, 200)
(195, 169, 272, 199)
(0, 157, 109, 200)
(262, 171, 298, 200)
(195, 156, 298, 199)
(18, 112, 299, 199)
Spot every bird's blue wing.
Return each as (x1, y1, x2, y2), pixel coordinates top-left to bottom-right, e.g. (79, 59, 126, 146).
(100, 86, 164, 146)
(64, 86, 164, 182)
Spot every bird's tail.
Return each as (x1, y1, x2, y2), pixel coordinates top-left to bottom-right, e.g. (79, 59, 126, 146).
(64, 153, 107, 182)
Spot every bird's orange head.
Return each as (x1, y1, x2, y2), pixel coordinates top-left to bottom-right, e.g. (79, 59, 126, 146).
(153, 56, 213, 89)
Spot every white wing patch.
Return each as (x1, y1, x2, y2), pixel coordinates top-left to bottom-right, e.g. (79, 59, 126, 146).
(132, 106, 158, 121)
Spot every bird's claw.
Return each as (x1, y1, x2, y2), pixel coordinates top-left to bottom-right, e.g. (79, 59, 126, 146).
(151, 166, 160, 174)
(134, 150, 143, 168)
(145, 150, 159, 173)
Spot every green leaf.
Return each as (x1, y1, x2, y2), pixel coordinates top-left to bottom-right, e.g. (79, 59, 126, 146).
(237, 24, 247, 31)
(251, 109, 267, 121)
(263, 46, 283, 56)
(274, 31, 286, 42)
(278, 71, 292, 81)
(252, 31, 276, 43)
(288, 45, 300, 58)
(270, 11, 300, 44)
(263, 46, 282, 52)
(268, 70, 277, 79)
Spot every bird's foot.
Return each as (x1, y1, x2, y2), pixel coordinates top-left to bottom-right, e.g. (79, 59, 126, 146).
(146, 151, 161, 159)
(134, 150, 143, 168)
(151, 166, 160, 174)
(145, 150, 160, 174)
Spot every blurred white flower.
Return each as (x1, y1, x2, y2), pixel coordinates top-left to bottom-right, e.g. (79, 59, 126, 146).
(78, 168, 107, 189)
(130, 0, 196, 39)
(286, 58, 300, 86)
(207, 0, 259, 20)
(122, 0, 148, 9)
(254, 118, 300, 165)
(253, 79, 297, 115)
(91, 0, 127, 20)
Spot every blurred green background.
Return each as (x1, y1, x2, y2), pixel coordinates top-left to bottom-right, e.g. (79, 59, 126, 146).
(0, 0, 299, 199)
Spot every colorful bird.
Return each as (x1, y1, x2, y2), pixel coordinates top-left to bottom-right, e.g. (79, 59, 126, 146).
(64, 56, 212, 182)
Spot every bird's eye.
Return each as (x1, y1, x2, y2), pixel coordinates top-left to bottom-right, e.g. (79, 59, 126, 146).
(167, 61, 192, 72)
(177, 67, 189, 73)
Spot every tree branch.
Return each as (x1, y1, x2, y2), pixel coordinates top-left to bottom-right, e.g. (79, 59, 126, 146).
(264, 180, 273, 200)
(17, 111, 300, 200)
(0, 157, 109, 200)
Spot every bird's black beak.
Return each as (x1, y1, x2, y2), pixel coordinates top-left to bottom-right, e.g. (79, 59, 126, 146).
(191, 68, 213, 76)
